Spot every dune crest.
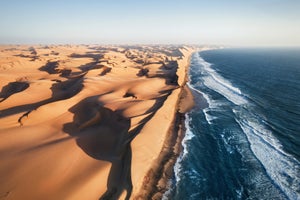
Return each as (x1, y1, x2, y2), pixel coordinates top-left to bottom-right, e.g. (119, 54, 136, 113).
(0, 45, 195, 200)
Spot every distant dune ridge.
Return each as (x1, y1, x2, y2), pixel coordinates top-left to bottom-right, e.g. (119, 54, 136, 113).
(0, 45, 195, 200)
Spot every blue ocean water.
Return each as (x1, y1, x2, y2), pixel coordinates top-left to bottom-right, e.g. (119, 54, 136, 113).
(164, 48, 300, 200)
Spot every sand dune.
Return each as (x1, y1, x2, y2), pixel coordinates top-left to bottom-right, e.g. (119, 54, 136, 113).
(0, 45, 195, 200)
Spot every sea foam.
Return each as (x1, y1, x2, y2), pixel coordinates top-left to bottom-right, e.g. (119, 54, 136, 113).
(197, 51, 300, 199)
(195, 53, 247, 105)
(234, 109, 300, 200)
(173, 114, 195, 183)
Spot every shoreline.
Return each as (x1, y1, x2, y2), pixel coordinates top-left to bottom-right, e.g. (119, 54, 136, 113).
(133, 49, 196, 199)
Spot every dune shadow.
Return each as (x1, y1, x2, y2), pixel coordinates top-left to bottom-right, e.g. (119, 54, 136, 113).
(39, 61, 60, 74)
(0, 75, 85, 124)
(63, 96, 133, 200)
(136, 66, 178, 85)
(69, 53, 103, 61)
(99, 66, 112, 76)
(14, 53, 39, 61)
(39, 61, 73, 77)
(62, 89, 172, 199)
(0, 81, 29, 103)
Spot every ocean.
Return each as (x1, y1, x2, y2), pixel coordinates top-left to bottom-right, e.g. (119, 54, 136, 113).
(164, 48, 300, 200)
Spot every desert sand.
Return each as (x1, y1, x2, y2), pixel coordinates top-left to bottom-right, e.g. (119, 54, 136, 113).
(0, 44, 195, 200)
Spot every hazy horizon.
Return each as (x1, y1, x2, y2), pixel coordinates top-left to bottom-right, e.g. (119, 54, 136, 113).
(0, 0, 299, 46)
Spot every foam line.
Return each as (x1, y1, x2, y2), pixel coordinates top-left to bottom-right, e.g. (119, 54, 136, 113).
(234, 110, 300, 200)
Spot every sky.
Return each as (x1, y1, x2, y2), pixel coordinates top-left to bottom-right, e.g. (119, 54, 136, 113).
(0, 0, 299, 46)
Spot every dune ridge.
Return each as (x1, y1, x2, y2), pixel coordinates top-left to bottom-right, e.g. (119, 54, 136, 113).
(0, 45, 195, 200)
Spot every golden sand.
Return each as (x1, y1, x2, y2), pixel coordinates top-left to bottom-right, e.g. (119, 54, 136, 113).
(0, 45, 195, 200)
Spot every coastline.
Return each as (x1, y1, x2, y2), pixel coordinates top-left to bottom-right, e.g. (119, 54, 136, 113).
(132, 48, 196, 199)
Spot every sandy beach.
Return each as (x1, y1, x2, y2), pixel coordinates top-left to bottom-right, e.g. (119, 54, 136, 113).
(0, 45, 195, 200)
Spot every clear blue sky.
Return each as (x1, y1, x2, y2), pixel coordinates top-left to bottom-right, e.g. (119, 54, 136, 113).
(0, 0, 299, 46)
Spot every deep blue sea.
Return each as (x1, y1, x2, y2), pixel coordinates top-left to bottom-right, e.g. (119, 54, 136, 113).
(164, 48, 300, 200)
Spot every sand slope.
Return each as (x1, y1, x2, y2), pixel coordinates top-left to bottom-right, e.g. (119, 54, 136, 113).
(0, 45, 194, 200)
